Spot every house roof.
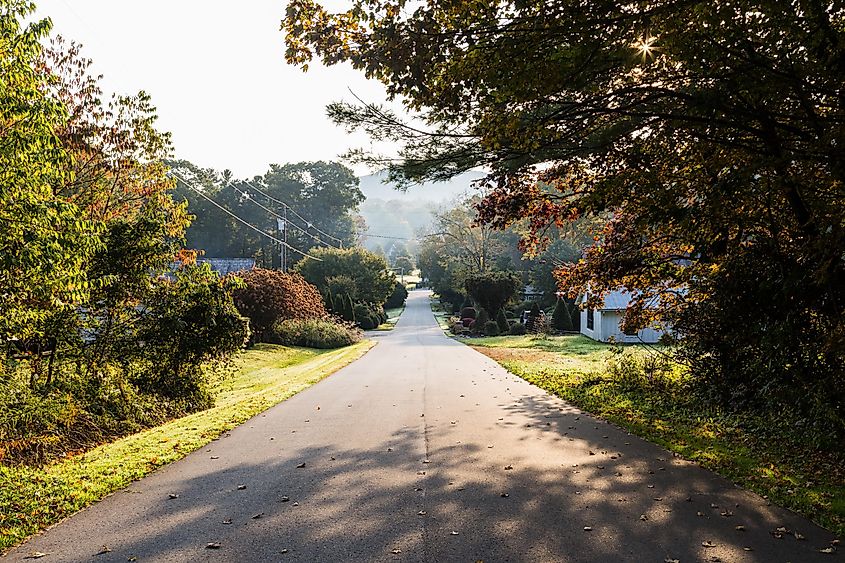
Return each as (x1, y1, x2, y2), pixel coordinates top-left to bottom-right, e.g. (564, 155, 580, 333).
(577, 288, 656, 311)
(198, 258, 256, 276)
(600, 289, 632, 310)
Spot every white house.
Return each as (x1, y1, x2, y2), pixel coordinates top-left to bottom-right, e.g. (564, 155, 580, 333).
(577, 289, 665, 344)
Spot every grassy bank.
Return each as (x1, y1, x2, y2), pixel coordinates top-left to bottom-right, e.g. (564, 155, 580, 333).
(0, 341, 374, 551)
(469, 334, 845, 538)
(375, 306, 405, 331)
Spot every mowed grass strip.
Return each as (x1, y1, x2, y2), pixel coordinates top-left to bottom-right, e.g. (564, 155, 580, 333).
(0, 341, 374, 551)
(375, 306, 405, 331)
(469, 334, 845, 538)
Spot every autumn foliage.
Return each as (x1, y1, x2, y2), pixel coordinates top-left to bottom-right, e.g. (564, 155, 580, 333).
(231, 268, 327, 342)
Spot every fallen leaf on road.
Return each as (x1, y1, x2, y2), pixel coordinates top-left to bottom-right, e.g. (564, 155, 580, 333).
(423, 459, 430, 464)
(665, 559, 679, 563)
(296, 462, 306, 468)
(222, 519, 232, 525)
(583, 526, 592, 531)
(450, 531, 460, 535)
(418, 511, 427, 516)
(237, 485, 247, 490)
(206, 543, 221, 549)
(281, 549, 289, 554)
(168, 493, 179, 499)
(743, 547, 753, 551)
(794, 532, 805, 540)
(25, 553, 47, 559)
(735, 525, 745, 531)
(391, 549, 402, 554)
(210, 456, 219, 459)
(819, 547, 835, 553)
(500, 493, 509, 498)
(281, 496, 290, 502)
(640, 514, 648, 521)
(588, 451, 596, 456)
(701, 541, 716, 547)
(504, 465, 513, 470)
(252, 513, 263, 519)
(95, 546, 112, 556)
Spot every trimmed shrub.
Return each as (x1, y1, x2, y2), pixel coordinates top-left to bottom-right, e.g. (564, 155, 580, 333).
(496, 309, 509, 333)
(509, 323, 527, 335)
(353, 303, 381, 330)
(472, 309, 490, 335)
(231, 268, 327, 342)
(464, 272, 521, 319)
(552, 299, 574, 331)
(483, 320, 500, 336)
(460, 306, 477, 320)
(385, 281, 409, 309)
(272, 318, 362, 349)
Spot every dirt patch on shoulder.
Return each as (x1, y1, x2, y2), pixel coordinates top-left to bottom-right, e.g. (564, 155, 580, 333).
(470, 346, 560, 364)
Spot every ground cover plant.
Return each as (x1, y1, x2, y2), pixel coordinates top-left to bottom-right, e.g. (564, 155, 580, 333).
(0, 342, 373, 551)
(468, 334, 845, 538)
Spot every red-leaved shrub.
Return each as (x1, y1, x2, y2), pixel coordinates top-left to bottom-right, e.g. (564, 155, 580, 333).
(231, 268, 327, 342)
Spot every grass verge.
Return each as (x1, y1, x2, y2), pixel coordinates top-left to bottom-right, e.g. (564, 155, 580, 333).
(468, 333, 845, 538)
(375, 306, 405, 331)
(429, 297, 452, 332)
(0, 341, 374, 551)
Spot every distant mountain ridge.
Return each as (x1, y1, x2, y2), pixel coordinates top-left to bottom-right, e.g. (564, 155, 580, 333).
(357, 169, 487, 203)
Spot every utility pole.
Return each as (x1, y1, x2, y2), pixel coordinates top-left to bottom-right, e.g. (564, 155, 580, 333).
(277, 210, 287, 271)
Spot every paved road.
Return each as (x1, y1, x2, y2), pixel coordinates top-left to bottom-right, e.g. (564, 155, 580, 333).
(9, 290, 841, 562)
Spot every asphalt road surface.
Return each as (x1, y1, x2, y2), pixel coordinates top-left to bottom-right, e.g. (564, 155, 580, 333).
(9, 290, 841, 562)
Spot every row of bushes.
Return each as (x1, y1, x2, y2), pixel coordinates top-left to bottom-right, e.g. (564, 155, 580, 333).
(230, 268, 391, 344)
(271, 318, 362, 349)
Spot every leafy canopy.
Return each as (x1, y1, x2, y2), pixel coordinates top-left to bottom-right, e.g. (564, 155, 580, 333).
(286, 0, 845, 434)
(295, 247, 395, 306)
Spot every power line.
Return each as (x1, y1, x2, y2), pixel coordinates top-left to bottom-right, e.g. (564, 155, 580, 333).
(169, 171, 323, 262)
(362, 233, 412, 240)
(238, 178, 345, 246)
(224, 182, 342, 249)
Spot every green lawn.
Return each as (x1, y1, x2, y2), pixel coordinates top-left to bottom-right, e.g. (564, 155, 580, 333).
(467, 333, 845, 538)
(375, 306, 405, 331)
(0, 341, 374, 551)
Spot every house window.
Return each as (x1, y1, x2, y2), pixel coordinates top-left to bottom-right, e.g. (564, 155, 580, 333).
(587, 308, 594, 330)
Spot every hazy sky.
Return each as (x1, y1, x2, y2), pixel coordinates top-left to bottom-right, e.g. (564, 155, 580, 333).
(34, 1, 396, 177)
